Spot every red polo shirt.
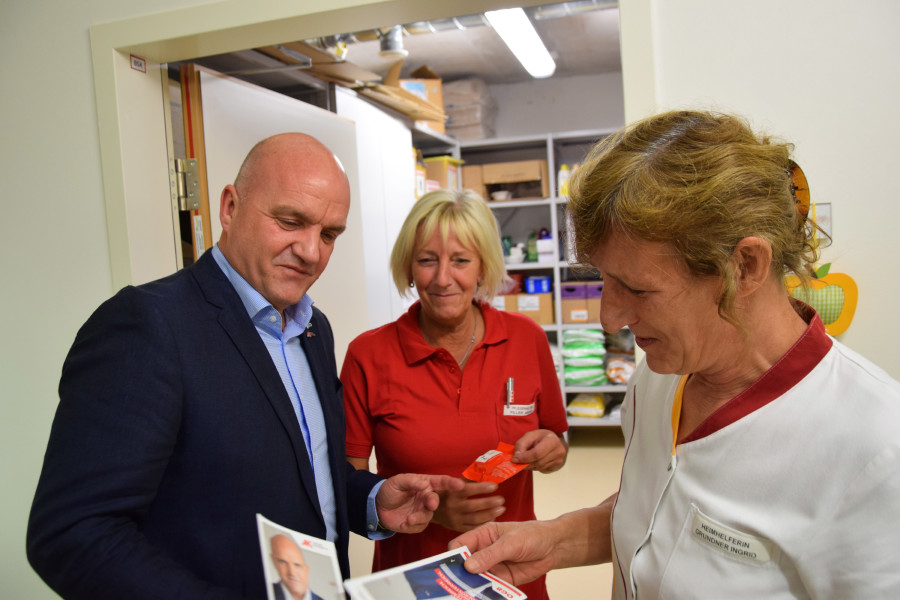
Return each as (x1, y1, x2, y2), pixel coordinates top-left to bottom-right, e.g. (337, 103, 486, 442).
(342, 301, 567, 599)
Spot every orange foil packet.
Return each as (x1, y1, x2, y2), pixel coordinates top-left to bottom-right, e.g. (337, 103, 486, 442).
(462, 442, 527, 483)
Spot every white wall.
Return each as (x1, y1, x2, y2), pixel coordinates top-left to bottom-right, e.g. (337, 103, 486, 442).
(491, 72, 625, 137)
(4, 0, 899, 598)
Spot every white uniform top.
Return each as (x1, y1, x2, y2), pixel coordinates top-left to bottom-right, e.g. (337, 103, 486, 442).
(611, 312, 900, 599)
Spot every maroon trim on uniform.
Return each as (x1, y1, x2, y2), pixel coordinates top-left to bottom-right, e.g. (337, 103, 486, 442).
(680, 307, 832, 444)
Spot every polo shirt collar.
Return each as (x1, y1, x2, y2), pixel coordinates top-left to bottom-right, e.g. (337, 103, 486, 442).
(396, 300, 508, 365)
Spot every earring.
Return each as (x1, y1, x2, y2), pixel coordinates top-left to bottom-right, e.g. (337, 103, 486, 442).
(409, 281, 415, 288)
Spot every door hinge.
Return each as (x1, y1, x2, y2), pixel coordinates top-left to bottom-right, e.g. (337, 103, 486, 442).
(174, 158, 200, 211)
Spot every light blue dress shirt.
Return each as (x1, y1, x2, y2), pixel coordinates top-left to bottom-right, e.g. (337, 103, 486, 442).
(212, 246, 387, 541)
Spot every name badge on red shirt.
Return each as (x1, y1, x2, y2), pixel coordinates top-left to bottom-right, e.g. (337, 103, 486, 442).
(503, 402, 535, 416)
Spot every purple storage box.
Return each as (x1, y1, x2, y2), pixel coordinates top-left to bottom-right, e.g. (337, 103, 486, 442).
(561, 282, 588, 323)
(560, 282, 588, 299)
(586, 282, 604, 298)
(525, 276, 551, 294)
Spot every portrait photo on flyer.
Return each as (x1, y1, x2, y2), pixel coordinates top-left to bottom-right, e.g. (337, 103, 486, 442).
(342, 546, 526, 600)
(256, 513, 344, 600)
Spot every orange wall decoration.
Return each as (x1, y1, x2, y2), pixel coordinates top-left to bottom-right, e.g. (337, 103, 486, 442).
(785, 263, 858, 336)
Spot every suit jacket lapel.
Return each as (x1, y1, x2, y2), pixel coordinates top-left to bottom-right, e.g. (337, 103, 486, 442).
(299, 309, 349, 526)
(189, 252, 325, 525)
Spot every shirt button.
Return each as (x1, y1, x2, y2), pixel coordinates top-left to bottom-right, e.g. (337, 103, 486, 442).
(368, 524, 376, 531)
(269, 315, 277, 323)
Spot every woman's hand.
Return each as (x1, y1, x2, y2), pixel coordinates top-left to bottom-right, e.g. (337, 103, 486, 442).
(512, 430, 568, 473)
(447, 520, 561, 586)
(449, 498, 618, 585)
(431, 479, 506, 532)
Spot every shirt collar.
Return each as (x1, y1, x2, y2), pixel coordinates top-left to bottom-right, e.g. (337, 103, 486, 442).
(211, 245, 314, 331)
(679, 301, 832, 444)
(396, 300, 507, 365)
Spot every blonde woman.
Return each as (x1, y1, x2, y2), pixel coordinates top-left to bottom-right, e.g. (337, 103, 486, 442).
(342, 189, 568, 600)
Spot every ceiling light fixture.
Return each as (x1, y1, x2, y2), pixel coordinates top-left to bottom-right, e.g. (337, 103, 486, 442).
(484, 8, 556, 79)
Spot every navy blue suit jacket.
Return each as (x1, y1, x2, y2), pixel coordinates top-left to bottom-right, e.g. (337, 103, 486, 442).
(27, 251, 381, 599)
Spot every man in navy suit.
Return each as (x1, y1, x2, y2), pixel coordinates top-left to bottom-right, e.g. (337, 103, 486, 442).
(27, 133, 461, 599)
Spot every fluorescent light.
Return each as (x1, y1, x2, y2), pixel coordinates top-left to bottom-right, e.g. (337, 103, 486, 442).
(484, 8, 556, 79)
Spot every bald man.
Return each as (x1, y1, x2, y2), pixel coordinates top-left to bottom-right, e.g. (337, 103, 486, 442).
(28, 133, 462, 600)
(269, 534, 323, 600)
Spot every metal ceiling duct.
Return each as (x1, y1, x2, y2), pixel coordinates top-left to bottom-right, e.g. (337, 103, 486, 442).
(304, 1, 616, 58)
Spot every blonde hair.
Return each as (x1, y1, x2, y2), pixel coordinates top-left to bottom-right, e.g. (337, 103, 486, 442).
(390, 189, 508, 301)
(568, 110, 820, 327)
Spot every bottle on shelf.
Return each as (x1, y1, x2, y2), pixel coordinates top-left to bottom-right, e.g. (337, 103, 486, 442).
(558, 163, 571, 197)
(526, 231, 538, 262)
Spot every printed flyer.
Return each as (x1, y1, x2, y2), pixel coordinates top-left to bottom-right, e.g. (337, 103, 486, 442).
(256, 514, 344, 600)
(343, 547, 526, 600)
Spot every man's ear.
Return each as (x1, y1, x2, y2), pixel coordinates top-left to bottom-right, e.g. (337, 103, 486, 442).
(220, 184, 239, 232)
(733, 236, 772, 297)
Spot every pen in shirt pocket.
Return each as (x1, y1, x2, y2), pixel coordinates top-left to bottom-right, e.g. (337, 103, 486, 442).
(506, 377, 514, 407)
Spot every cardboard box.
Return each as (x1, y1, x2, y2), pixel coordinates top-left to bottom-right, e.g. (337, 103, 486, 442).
(462, 165, 486, 199)
(585, 281, 604, 323)
(561, 282, 589, 323)
(514, 292, 554, 325)
(491, 295, 509, 312)
(399, 72, 444, 133)
(424, 156, 464, 190)
(447, 122, 494, 141)
(482, 160, 549, 200)
(355, 62, 447, 128)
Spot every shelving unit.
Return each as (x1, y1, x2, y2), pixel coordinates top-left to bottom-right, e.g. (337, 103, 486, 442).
(452, 129, 632, 429)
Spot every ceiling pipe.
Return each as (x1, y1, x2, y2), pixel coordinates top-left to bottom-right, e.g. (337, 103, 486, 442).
(304, 1, 616, 58)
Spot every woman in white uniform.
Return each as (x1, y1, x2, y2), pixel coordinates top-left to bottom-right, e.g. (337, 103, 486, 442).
(450, 110, 900, 598)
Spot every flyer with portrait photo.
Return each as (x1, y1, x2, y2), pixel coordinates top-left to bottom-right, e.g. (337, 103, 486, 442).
(342, 547, 526, 600)
(256, 514, 345, 600)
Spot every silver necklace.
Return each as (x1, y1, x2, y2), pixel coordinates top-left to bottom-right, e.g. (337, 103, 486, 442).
(458, 309, 477, 367)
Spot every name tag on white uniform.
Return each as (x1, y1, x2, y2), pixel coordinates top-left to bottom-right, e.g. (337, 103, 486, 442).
(691, 508, 774, 565)
(503, 402, 535, 416)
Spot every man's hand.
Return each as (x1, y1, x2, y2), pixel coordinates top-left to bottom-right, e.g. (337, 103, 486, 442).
(431, 480, 506, 532)
(512, 430, 568, 473)
(376, 474, 465, 533)
(448, 520, 558, 586)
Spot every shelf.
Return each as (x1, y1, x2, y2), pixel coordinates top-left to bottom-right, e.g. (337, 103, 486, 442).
(488, 197, 554, 209)
(552, 128, 616, 144)
(566, 384, 627, 394)
(410, 123, 458, 153)
(560, 322, 605, 330)
(567, 413, 622, 428)
(459, 128, 632, 432)
(460, 133, 550, 152)
(505, 261, 556, 271)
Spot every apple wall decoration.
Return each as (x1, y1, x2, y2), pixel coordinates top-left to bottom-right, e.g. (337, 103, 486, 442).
(785, 263, 858, 336)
